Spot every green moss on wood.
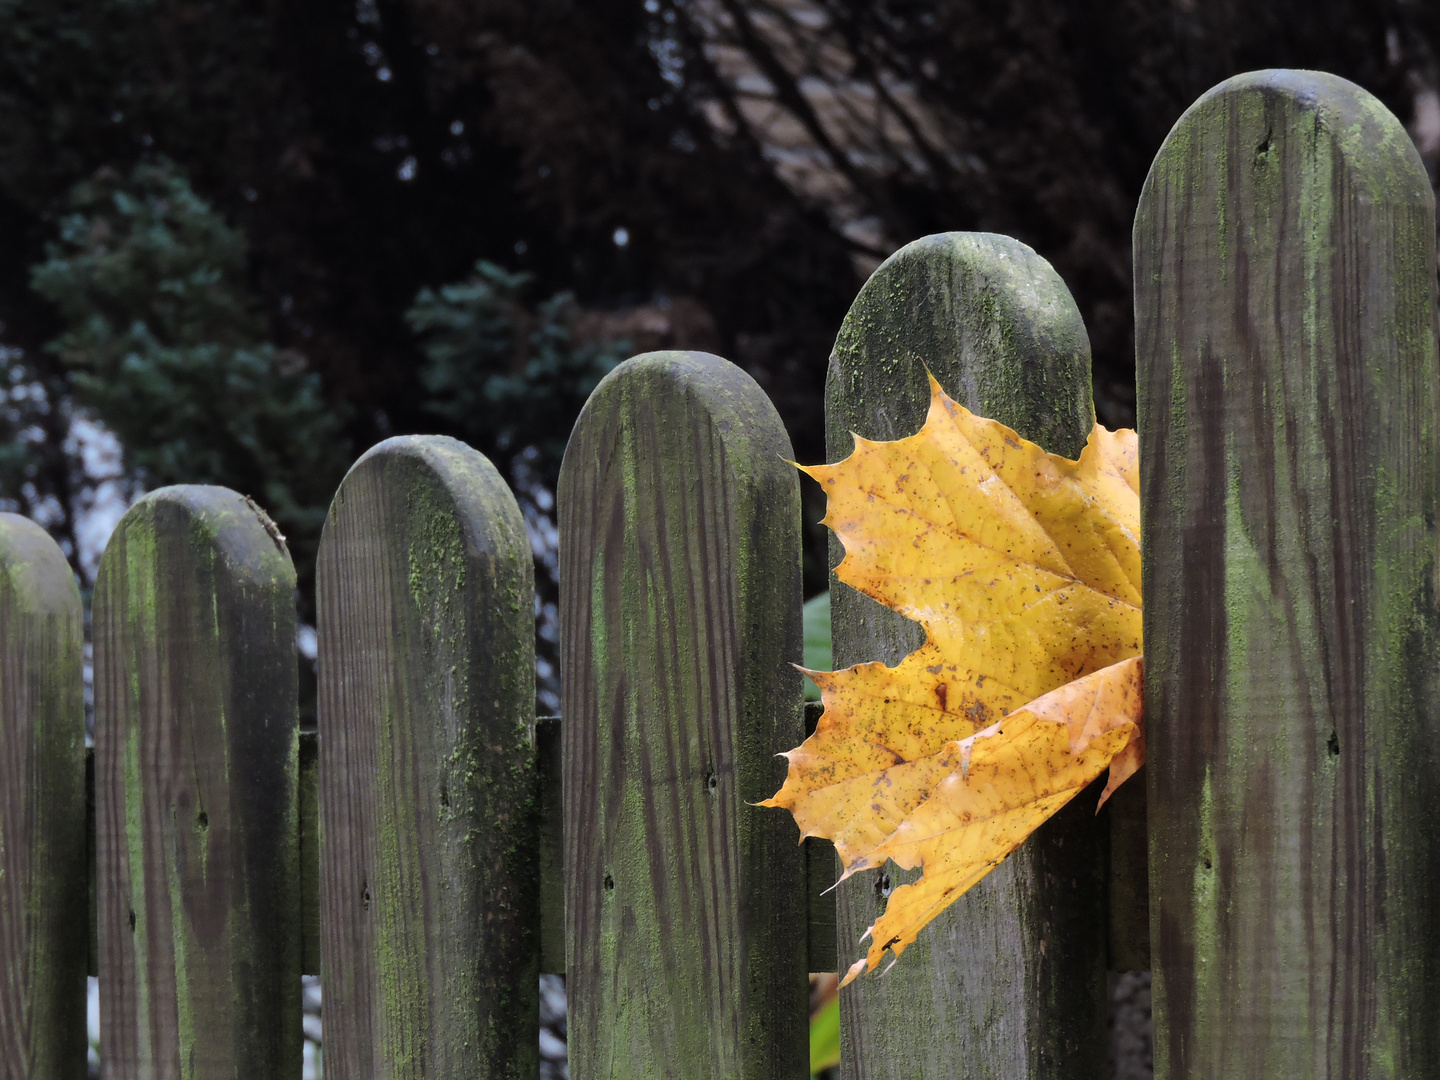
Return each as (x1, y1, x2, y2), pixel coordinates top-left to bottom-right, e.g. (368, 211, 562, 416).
(1136, 69, 1440, 1077)
(0, 514, 87, 1078)
(317, 435, 538, 1079)
(559, 351, 808, 1080)
(93, 486, 301, 1078)
(825, 233, 1109, 1080)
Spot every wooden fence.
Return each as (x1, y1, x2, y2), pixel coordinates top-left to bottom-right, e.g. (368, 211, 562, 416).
(2, 69, 1437, 1079)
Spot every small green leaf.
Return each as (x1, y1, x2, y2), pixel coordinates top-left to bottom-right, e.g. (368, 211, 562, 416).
(802, 591, 831, 701)
(809, 994, 840, 1073)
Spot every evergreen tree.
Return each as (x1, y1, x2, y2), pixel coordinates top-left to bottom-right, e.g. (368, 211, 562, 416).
(30, 159, 350, 592)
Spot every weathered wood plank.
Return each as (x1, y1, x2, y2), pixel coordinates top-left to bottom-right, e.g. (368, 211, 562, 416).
(318, 435, 537, 1079)
(0, 514, 87, 1077)
(1135, 69, 1440, 1077)
(825, 233, 1109, 1080)
(559, 350, 808, 1079)
(95, 486, 301, 1077)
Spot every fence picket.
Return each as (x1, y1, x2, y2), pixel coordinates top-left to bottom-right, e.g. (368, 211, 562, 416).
(317, 435, 538, 1079)
(1136, 70, 1440, 1076)
(559, 350, 807, 1079)
(0, 515, 86, 1077)
(94, 486, 301, 1076)
(825, 233, 1109, 1080)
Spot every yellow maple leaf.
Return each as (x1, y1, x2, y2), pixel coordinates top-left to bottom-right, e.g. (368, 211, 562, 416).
(762, 376, 1144, 982)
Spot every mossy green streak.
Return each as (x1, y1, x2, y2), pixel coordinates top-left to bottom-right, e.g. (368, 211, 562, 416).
(559, 351, 808, 1080)
(1136, 69, 1440, 1078)
(317, 435, 538, 1080)
(0, 514, 87, 1079)
(825, 232, 1110, 1080)
(93, 486, 301, 1078)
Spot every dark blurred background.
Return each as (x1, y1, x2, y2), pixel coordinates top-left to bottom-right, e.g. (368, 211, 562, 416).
(2, 0, 1438, 718)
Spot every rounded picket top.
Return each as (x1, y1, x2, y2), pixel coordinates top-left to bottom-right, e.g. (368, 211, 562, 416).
(0, 514, 83, 619)
(0, 514, 86, 1079)
(559, 350, 807, 1080)
(824, 234, 1108, 1080)
(94, 485, 300, 1077)
(567, 348, 803, 488)
(1136, 71, 1438, 1075)
(317, 435, 537, 1080)
(827, 231, 1093, 461)
(1139, 69, 1432, 227)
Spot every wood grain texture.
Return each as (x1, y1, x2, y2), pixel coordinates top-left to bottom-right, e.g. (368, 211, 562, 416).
(318, 436, 537, 1080)
(559, 351, 808, 1079)
(1135, 70, 1440, 1077)
(825, 233, 1109, 1080)
(0, 514, 87, 1078)
(94, 486, 301, 1078)
(496, 708, 831, 977)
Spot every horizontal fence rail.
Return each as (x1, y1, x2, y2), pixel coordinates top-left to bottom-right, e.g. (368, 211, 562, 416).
(0, 67, 1437, 1080)
(82, 709, 836, 983)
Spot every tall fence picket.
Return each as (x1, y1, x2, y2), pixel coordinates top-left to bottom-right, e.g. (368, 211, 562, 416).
(94, 486, 301, 1075)
(558, 350, 807, 1079)
(317, 436, 538, 1079)
(1135, 70, 1440, 1075)
(0, 515, 86, 1077)
(825, 233, 1109, 1080)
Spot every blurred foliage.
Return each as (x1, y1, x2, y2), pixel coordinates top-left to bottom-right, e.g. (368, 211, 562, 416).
(802, 591, 831, 702)
(408, 260, 624, 474)
(29, 160, 351, 592)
